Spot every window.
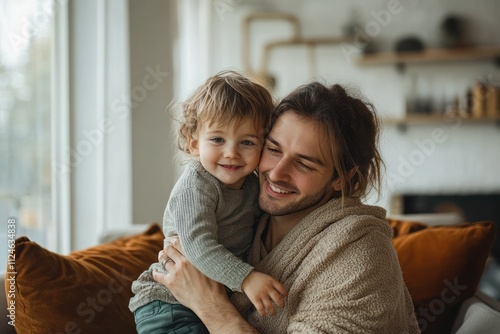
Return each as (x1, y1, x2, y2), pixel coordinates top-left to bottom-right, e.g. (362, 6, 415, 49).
(0, 0, 56, 271)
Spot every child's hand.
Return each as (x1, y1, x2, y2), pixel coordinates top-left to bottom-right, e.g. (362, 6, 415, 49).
(241, 270, 287, 317)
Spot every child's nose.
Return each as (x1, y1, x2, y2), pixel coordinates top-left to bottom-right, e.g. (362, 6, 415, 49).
(224, 144, 240, 159)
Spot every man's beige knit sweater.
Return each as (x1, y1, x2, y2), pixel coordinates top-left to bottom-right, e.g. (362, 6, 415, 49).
(231, 197, 420, 333)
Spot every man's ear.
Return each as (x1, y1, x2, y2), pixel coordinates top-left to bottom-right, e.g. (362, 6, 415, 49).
(332, 177, 343, 191)
(331, 167, 358, 191)
(188, 137, 199, 156)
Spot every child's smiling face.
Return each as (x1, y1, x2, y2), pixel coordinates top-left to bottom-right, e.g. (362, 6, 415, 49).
(188, 117, 264, 189)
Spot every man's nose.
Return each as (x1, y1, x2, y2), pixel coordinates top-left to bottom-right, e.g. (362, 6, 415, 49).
(268, 158, 291, 182)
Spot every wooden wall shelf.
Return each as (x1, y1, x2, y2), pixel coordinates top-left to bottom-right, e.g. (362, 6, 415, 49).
(382, 114, 500, 131)
(356, 45, 500, 66)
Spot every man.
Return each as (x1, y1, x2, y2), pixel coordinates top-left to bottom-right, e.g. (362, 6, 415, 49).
(154, 82, 420, 333)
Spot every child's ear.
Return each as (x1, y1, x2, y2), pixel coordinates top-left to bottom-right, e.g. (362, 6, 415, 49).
(188, 137, 200, 156)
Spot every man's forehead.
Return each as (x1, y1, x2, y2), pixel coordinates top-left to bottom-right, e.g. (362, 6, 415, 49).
(268, 112, 331, 166)
(270, 111, 320, 136)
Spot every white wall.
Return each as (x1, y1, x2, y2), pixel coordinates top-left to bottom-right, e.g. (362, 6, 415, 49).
(203, 0, 500, 211)
(69, 0, 132, 250)
(129, 0, 177, 226)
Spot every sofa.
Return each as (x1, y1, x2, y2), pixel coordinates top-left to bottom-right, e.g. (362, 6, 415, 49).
(2, 218, 500, 334)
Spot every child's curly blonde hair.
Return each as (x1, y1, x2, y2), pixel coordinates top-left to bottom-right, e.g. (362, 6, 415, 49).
(176, 70, 274, 155)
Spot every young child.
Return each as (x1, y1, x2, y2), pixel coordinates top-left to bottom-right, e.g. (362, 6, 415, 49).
(129, 71, 286, 333)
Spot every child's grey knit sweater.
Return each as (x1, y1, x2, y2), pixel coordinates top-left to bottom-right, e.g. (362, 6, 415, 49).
(129, 160, 260, 312)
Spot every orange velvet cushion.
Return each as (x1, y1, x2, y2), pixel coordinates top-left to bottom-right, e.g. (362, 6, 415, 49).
(389, 218, 427, 237)
(389, 220, 496, 334)
(6, 224, 164, 334)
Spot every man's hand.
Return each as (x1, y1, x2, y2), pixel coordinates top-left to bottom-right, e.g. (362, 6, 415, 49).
(153, 238, 260, 333)
(154, 238, 227, 310)
(241, 271, 287, 317)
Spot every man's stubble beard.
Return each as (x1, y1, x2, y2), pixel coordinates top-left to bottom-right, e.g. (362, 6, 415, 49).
(258, 177, 334, 217)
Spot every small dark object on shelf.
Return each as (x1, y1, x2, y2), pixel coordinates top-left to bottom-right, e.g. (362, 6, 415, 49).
(394, 37, 425, 53)
(441, 15, 466, 48)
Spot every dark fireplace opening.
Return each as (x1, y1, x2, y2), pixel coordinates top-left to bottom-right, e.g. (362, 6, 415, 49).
(399, 193, 500, 258)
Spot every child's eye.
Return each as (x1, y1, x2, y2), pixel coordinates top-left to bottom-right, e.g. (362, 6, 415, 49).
(210, 137, 224, 143)
(241, 140, 255, 146)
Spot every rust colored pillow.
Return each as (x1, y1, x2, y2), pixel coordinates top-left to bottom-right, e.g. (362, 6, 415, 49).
(6, 224, 164, 334)
(388, 218, 428, 237)
(392, 221, 496, 334)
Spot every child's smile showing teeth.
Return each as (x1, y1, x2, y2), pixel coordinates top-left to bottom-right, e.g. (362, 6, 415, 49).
(220, 164, 241, 171)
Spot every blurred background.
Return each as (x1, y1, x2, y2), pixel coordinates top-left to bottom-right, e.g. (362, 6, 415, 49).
(1, 0, 500, 294)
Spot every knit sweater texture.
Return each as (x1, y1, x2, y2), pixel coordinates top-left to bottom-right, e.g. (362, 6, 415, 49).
(129, 160, 260, 312)
(231, 197, 420, 333)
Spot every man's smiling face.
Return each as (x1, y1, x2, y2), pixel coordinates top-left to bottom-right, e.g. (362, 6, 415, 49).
(258, 111, 340, 218)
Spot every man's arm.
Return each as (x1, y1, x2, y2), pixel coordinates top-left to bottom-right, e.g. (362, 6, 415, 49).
(153, 239, 259, 334)
(194, 293, 259, 334)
